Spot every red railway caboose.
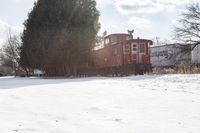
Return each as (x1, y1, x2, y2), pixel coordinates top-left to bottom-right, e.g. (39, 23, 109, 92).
(94, 33, 153, 75)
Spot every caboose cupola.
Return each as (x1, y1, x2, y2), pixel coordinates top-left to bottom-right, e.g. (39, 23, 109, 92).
(104, 33, 130, 47)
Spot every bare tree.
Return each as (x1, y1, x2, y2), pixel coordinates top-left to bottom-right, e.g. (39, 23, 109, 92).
(95, 30, 107, 49)
(1, 31, 21, 76)
(174, 3, 200, 50)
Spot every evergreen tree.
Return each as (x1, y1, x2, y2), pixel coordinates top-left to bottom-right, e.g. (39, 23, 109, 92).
(20, 0, 100, 76)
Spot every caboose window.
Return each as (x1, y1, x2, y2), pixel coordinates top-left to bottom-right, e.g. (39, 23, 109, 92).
(132, 44, 137, 51)
(105, 38, 109, 45)
(111, 36, 117, 45)
(124, 45, 130, 54)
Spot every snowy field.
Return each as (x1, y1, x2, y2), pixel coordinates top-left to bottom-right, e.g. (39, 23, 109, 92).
(0, 75, 200, 133)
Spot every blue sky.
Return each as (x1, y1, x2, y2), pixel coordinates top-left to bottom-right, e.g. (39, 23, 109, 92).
(0, 0, 199, 47)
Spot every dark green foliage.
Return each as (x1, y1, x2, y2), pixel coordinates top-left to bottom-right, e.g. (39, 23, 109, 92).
(20, 0, 100, 76)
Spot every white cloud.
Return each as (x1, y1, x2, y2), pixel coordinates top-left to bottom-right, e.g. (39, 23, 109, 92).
(114, 0, 192, 15)
(98, 17, 123, 34)
(128, 16, 152, 29)
(159, 0, 190, 5)
(115, 0, 161, 14)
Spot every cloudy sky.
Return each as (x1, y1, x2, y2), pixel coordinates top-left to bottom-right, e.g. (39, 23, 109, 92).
(0, 0, 199, 47)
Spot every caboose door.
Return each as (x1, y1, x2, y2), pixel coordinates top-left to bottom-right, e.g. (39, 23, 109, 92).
(139, 53, 143, 64)
(138, 43, 145, 64)
(132, 43, 140, 63)
(136, 46, 140, 64)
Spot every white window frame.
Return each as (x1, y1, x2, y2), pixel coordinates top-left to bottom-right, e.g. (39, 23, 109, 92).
(124, 44, 131, 54)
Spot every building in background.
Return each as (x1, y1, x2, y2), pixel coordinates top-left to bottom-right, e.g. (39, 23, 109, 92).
(150, 44, 192, 68)
(192, 45, 200, 65)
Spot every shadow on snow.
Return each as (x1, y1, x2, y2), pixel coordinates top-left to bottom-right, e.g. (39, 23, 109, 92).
(0, 75, 163, 90)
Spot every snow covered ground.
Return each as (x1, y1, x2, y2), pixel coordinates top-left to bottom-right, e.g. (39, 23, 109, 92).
(0, 75, 200, 133)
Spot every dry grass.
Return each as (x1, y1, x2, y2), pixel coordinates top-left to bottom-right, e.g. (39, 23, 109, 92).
(152, 64, 200, 74)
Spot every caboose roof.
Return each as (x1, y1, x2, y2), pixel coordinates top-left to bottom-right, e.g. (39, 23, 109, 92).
(104, 33, 129, 38)
(95, 38, 152, 52)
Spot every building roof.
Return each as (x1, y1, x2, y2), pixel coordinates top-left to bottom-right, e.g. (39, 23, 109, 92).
(104, 33, 129, 38)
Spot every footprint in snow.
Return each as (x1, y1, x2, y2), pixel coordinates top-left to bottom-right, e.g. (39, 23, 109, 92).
(114, 118, 122, 122)
(13, 128, 37, 132)
(88, 107, 105, 114)
(89, 107, 102, 111)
